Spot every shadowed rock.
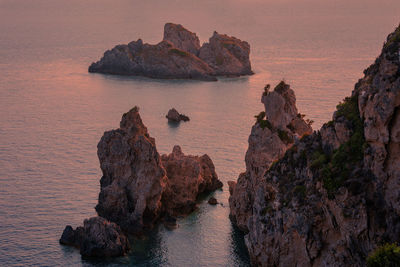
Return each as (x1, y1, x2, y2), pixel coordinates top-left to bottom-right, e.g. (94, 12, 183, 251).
(166, 108, 190, 122)
(60, 217, 130, 258)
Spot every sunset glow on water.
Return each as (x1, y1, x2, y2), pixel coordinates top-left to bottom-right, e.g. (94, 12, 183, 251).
(1, 0, 399, 266)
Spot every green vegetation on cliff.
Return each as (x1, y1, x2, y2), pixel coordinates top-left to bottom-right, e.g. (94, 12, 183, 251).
(367, 243, 400, 267)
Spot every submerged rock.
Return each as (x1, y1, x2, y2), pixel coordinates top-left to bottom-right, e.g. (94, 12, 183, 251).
(60, 217, 130, 258)
(89, 23, 252, 80)
(166, 108, 190, 122)
(229, 24, 400, 266)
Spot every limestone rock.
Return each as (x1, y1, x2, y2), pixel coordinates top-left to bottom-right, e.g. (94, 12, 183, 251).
(229, 81, 312, 232)
(96, 107, 221, 233)
(198, 31, 253, 76)
(89, 23, 253, 80)
(163, 23, 200, 55)
(60, 217, 130, 258)
(161, 145, 223, 215)
(231, 24, 400, 266)
(95, 106, 168, 233)
(89, 39, 216, 81)
(166, 108, 190, 122)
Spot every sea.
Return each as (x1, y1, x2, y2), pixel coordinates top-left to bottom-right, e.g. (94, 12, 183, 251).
(1, 0, 399, 266)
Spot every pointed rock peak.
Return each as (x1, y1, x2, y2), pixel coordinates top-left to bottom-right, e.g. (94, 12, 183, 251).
(172, 145, 183, 156)
(262, 81, 298, 129)
(119, 106, 147, 134)
(163, 23, 200, 55)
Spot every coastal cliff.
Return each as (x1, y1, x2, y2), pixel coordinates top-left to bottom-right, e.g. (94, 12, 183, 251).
(89, 23, 252, 80)
(61, 107, 222, 256)
(229, 25, 400, 266)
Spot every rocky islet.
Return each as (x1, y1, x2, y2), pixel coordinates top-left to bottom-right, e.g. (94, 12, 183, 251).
(89, 23, 253, 81)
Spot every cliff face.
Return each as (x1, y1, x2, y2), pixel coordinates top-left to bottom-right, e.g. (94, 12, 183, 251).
(228, 82, 312, 231)
(230, 25, 400, 266)
(89, 23, 253, 80)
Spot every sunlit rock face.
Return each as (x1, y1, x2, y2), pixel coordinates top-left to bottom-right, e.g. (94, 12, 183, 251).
(230, 25, 400, 266)
(228, 81, 312, 232)
(161, 145, 223, 216)
(199, 31, 253, 76)
(96, 107, 222, 234)
(163, 23, 201, 55)
(88, 23, 253, 80)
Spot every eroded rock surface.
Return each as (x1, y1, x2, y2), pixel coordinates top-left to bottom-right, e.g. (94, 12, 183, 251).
(163, 23, 200, 55)
(61, 106, 222, 257)
(230, 25, 400, 266)
(89, 23, 252, 80)
(199, 31, 253, 76)
(228, 81, 312, 231)
(96, 107, 222, 233)
(60, 217, 130, 258)
(161, 145, 222, 215)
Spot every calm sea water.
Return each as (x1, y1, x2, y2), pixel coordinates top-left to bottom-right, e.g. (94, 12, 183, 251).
(0, 0, 399, 266)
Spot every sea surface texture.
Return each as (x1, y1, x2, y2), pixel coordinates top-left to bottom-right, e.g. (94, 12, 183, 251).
(0, 0, 399, 266)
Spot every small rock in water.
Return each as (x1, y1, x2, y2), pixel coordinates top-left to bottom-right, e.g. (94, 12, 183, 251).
(208, 197, 218, 205)
(166, 108, 190, 122)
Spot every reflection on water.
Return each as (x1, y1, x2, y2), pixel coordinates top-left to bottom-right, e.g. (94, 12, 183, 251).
(1, 0, 399, 266)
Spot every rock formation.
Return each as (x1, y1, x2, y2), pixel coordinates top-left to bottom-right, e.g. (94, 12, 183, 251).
(166, 108, 190, 122)
(61, 106, 222, 257)
(163, 23, 200, 55)
(161, 145, 223, 215)
(60, 216, 130, 258)
(229, 25, 400, 266)
(199, 31, 253, 76)
(228, 81, 312, 231)
(96, 107, 222, 234)
(89, 23, 252, 81)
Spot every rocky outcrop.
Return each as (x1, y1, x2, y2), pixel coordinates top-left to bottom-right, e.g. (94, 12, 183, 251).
(163, 23, 200, 55)
(230, 25, 400, 266)
(166, 108, 190, 122)
(161, 145, 223, 215)
(228, 82, 312, 231)
(61, 106, 222, 257)
(89, 23, 252, 80)
(96, 107, 222, 233)
(60, 217, 130, 258)
(89, 39, 216, 81)
(199, 31, 253, 76)
(95, 106, 168, 233)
